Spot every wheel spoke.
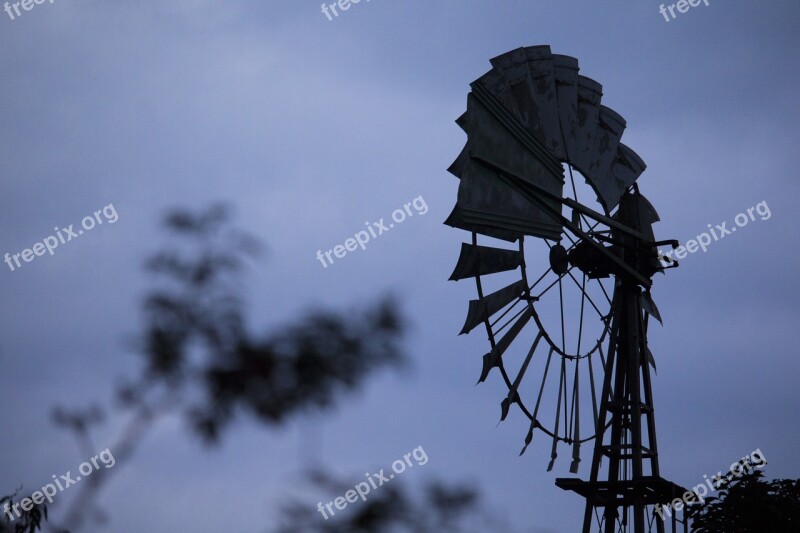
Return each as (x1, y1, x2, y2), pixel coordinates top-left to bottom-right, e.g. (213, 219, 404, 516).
(533, 348, 555, 421)
(588, 350, 599, 429)
(492, 304, 527, 335)
(559, 277, 566, 353)
(547, 357, 566, 471)
(595, 277, 613, 306)
(564, 268, 607, 322)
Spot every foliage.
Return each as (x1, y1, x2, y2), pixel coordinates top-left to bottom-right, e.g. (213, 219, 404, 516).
(272, 471, 507, 533)
(35, 204, 406, 530)
(687, 470, 800, 532)
(0, 491, 46, 533)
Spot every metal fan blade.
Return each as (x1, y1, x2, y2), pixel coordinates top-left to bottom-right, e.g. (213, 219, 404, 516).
(448, 242, 523, 281)
(569, 448, 581, 474)
(599, 143, 647, 212)
(457, 158, 562, 239)
(641, 291, 662, 325)
(455, 111, 468, 131)
(553, 54, 580, 161)
(472, 67, 521, 122)
(500, 390, 521, 422)
(570, 371, 582, 474)
(454, 85, 565, 239)
(646, 346, 657, 374)
(443, 205, 520, 243)
(447, 144, 470, 179)
(636, 193, 661, 224)
(489, 48, 541, 123)
(489, 47, 548, 146)
(520, 419, 539, 456)
(586, 106, 627, 212)
(460, 279, 527, 335)
(614, 191, 660, 242)
(503, 332, 543, 417)
(462, 89, 564, 190)
(521, 46, 565, 160)
(478, 307, 532, 383)
(572, 76, 603, 175)
(547, 443, 558, 471)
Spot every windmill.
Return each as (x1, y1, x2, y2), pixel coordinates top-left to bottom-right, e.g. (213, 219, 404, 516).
(445, 45, 690, 532)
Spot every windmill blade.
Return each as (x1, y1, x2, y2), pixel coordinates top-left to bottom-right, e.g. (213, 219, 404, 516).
(569, 361, 581, 474)
(601, 143, 647, 212)
(520, 46, 565, 160)
(641, 291, 662, 325)
(457, 158, 562, 239)
(614, 191, 660, 242)
(569, 445, 581, 473)
(449, 242, 523, 281)
(501, 332, 543, 421)
(586, 106, 628, 212)
(443, 205, 520, 243)
(553, 54, 580, 161)
(646, 346, 657, 374)
(455, 111, 468, 131)
(447, 144, 470, 179)
(524, 346, 556, 455)
(472, 66, 521, 122)
(447, 53, 569, 240)
(461, 279, 528, 335)
(548, 358, 568, 471)
(447, 113, 469, 180)
(500, 390, 522, 422)
(572, 75, 603, 175)
(462, 88, 564, 191)
(490, 48, 544, 135)
(479, 307, 532, 383)
(636, 192, 661, 224)
(520, 418, 540, 456)
(480, 46, 567, 158)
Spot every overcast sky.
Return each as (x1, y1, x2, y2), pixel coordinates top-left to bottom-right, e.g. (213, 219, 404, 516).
(1, 1, 799, 531)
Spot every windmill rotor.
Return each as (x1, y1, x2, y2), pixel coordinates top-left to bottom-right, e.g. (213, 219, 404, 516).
(445, 45, 687, 533)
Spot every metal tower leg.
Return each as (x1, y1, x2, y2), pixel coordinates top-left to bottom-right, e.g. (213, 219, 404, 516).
(561, 280, 687, 533)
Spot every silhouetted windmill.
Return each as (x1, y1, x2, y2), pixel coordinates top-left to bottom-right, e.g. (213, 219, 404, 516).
(445, 45, 690, 532)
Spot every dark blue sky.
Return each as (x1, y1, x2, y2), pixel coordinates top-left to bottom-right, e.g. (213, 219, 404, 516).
(1, 1, 798, 531)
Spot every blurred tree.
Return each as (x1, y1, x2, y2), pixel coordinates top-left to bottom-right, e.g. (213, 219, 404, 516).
(686, 469, 800, 532)
(1, 491, 46, 533)
(3, 204, 505, 533)
(0, 204, 407, 531)
(272, 470, 509, 533)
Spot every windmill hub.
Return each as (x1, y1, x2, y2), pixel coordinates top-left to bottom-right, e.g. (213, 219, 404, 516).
(550, 237, 660, 281)
(548, 243, 570, 275)
(550, 241, 618, 279)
